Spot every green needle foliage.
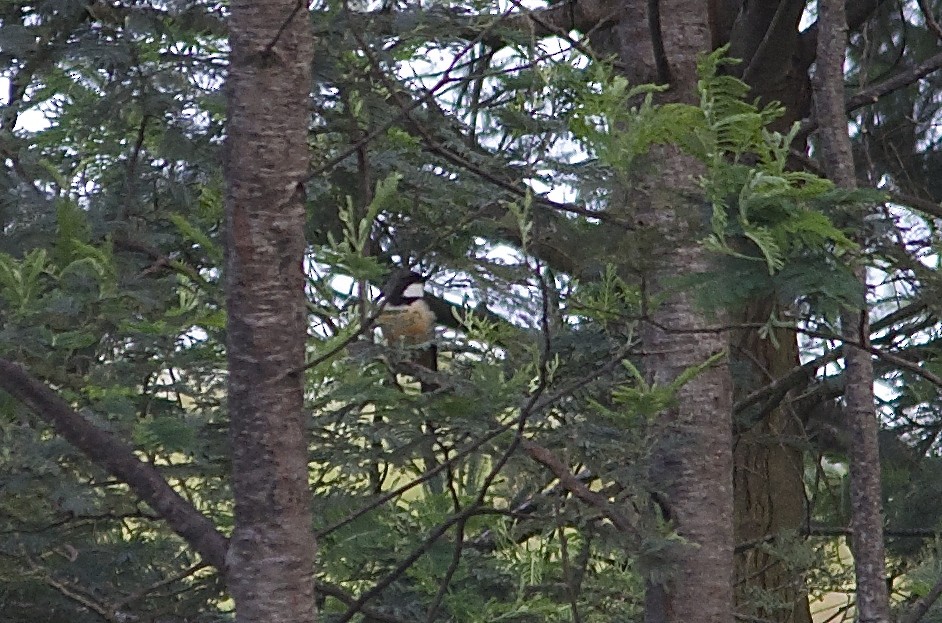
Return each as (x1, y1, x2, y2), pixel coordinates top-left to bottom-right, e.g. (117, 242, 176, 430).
(1, 3, 942, 623)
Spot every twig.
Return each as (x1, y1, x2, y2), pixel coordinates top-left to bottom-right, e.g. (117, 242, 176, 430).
(311, 2, 515, 179)
(115, 562, 209, 609)
(21, 547, 117, 622)
(424, 516, 468, 623)
(334, 264, 557, 623)
(349, 30, 631, 227)
(0, 359, 229, 571)
(314, 579, 415, 623)
(316, 348, 628, 538)
(263, 0, 305, 56)
(557, 511, 583, 623)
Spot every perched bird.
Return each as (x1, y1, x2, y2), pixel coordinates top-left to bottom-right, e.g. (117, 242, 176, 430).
(377, 271, 438, 387)
(378, 271, 443, 494)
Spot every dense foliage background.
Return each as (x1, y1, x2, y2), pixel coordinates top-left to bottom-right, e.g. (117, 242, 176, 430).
(3, 1, 942, 622)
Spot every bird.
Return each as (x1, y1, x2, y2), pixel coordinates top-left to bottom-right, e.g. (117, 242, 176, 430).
(376, 271, 438, 388)
(377, 271, 444, 494)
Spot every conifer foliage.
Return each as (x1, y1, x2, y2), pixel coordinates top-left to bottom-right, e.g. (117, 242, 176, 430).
(2, 1, 942, 622)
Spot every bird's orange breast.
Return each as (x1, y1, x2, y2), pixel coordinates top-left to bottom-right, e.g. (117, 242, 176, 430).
(378, 303, 435, 345)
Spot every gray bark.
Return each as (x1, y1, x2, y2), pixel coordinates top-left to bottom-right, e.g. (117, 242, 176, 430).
(635, 147, 735, 623)
(613, 2, 735, 620)
(224, 1, 318, 622)
(813, 0, 891, 620)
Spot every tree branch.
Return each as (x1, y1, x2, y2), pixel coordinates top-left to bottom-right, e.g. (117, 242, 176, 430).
(798, 48, 942, 138)
(84, 0, 621, 51)
(0, 359, 229, 572)
(521, 438, 641, 539)
(900, 575, 942, 623)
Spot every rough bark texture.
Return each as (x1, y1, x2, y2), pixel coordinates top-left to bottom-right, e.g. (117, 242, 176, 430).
(614, 3, 735, 620)
(634, 146, 735, 623)
(224, 1, 317, 622)
(813, 0, 891, 621)
(717, 0, 891, 618)
(842, 290, 891, 623)
(731, 309, 812, 623)
(712, 3, 817, 620)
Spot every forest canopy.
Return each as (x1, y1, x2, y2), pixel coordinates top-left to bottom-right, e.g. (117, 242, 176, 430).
(2, 1, 942, 622)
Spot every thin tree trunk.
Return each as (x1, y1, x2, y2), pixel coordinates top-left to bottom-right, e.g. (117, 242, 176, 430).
(813, 0, 891, 620)
(225, 1, 317, 622)
(841, 278, 890, 623)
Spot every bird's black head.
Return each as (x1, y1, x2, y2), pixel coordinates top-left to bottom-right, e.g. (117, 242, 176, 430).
(385, 271, 426, 306)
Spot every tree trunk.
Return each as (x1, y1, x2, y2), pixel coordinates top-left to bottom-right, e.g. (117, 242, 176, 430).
(634, 146, 735, 623)
(813, 0, 891, 620)
(717, 1, 816, 619)
(731, 310, 812, 623)
(716, 5, 817, 621)
(613, 3, 735, 621)
(224, 1, 317, 622)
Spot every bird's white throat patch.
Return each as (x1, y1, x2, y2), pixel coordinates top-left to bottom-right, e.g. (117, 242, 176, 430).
(403, 282, 425, 298)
